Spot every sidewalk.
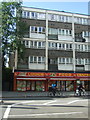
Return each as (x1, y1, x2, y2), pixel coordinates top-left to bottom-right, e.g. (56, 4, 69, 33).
(0, 91, 90, 98)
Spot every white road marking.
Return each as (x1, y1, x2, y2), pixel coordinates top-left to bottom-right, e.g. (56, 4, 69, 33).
(3, 99, 88, 119)
(3, 105, 12, 119)
(9, 112, 83, 117)
(43, 100, 57, 105)
(3, 101, 35, 119)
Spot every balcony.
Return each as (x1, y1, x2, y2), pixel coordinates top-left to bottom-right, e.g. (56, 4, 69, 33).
(75, 37, 86, 42)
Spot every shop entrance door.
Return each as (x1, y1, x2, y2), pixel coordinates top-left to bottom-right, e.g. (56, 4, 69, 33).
(26, 81, 35, 91)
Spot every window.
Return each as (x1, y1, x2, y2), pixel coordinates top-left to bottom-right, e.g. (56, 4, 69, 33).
(50, 58, 57, 64)
(30, 41, 33, 47)
(31, 12, 34, 17)
(66, 30, 69, 35)
(42, 57, 45, 63)
(35, 27, 37, 33)
(38, 13, 45, 19)
(59, 29, 61, 35)
(69, 58, 72, 63)
(25, 41, 29, 47)
(70, 44, 72, 49)
(38, 57, 41, 63)
(62, 44, 65, 49)
(27, 11, 30, 17)
(85, 45, 88, 51)
(69, 30, 72, 35)
(62, 58, 65, 63)
(66, 58, 69, 63)
(31, 26, 35, 32)
(30, 56, 33, 63)
(31, 12, 37, 18)
(42, 27, 45, 33)
(85, 59, 88, 64)
(34, 41, 37, 47)
(38, 42, 41, 48)
(62, 30, 65, 35)
(48, 28, 58, 35)
(34, 56, 37, 63)
(42, 42, 45, 47)
(22, 41, 25, 45)
(23, 11, 27, 18)
(59, 43, 61, 49)
(39, 27, 42, 33)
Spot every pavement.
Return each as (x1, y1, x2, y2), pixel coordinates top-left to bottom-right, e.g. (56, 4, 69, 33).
(0, 91, 90, 99)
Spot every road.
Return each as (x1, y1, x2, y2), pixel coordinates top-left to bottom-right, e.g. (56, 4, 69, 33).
(1, 96, 89, 119)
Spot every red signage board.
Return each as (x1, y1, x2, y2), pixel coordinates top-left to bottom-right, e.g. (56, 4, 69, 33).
(14, 72, 90, 78)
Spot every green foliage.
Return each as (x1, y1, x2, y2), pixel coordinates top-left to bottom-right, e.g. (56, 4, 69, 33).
(1, 2, 28, 67)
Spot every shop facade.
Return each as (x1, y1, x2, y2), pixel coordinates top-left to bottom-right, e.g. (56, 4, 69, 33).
(14, 71, 90, 92)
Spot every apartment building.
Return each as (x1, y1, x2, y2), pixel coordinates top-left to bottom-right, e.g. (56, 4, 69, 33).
(13, 6, 90, 92)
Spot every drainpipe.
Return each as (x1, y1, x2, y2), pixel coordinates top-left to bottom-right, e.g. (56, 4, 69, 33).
(45, 11, 48, 70)
(72, 14, 75, 73)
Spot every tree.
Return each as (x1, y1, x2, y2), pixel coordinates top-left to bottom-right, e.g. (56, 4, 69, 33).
(1, 2, 28, 68)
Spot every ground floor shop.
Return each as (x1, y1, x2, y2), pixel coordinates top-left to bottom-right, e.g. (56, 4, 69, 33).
(14, 71, 90, 92)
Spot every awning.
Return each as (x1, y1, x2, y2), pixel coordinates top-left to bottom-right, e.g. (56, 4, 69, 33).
(50, 78, 75, 81)
(16, 78, 46, 80)
(80, 78, 90, 81)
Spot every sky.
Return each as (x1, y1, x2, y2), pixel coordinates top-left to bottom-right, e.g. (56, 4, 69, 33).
(22, 2, 89, 15)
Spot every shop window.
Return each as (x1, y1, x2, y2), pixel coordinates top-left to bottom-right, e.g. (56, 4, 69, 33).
(26, 81, 31, 91)
(66, 81, 74, 91)
(36, 81, 45, 91)
(31, 81, 35, 91)
(17, 81, 26, 91)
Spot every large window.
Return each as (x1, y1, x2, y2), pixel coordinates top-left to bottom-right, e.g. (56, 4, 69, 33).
(48, 28, 58, 35)
(31, 26, 45, 34)
(59, 57, 72, 64)
(30, 41, 45, 49)
(58, 29, 72, 36)
(30, 56, 45, 63)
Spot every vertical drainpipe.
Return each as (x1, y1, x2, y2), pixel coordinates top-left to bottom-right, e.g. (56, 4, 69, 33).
(72, 14, 75, 73)
(72, 14, 76, 91)
(45, 11, 48, 91)
(14, 49, 18, 69)
(45, 11, 48, 70)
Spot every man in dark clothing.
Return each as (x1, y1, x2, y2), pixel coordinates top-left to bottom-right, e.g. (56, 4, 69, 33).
(78, 84, 84, 96)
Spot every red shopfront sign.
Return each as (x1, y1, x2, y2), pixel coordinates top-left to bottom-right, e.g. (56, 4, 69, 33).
(14, 72, 90, 81)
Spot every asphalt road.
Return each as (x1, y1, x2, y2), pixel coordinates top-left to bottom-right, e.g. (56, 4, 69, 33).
(1, 96, 89, 119)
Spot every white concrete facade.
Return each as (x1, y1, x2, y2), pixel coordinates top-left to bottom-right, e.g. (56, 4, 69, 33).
(22, 7, 90, 72)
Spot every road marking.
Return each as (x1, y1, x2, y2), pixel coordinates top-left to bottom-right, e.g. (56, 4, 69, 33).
(66, 99, 87, 105)
(3, 101, 35, 119)
(3, 105, 12, 119)
(3, 99, 88, 119)
(43, 100, 57, 105)
(9, 112, 83, 117)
